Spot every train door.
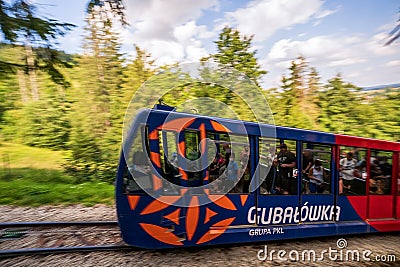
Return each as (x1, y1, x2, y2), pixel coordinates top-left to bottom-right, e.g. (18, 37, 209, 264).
(256, 138, 299, 226)
(336, 146, 368, 222)
(300, 142, 336, 224)
(367, 149, 395, 219)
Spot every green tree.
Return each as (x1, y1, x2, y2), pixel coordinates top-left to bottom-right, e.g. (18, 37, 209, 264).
(275, 57, 316, 129)
(121, 45, 155, 104)
(66, 2, 125, 182)
(209, 27, 267, 87)
(317, 74, 360, 134)
(86, 0, 127, 26)
(0, 0, 75, 93)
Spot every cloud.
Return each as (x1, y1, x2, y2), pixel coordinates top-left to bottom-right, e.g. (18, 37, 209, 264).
(261, 33, 399, 87)
(365, 32, 400, 56)
(221, 0, 334, 42)
(386, 60, 400, 67)
(122, 0, 218, 65)
(266, 35, 364, 63)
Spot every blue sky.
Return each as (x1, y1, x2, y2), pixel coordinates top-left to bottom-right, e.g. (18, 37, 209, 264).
(33, 0, 399, 88)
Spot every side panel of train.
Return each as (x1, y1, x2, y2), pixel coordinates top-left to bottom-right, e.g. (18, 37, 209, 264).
(116, 109, 400, 249)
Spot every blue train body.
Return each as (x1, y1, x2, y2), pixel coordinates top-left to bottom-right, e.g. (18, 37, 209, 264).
(116, 107, 400, 249)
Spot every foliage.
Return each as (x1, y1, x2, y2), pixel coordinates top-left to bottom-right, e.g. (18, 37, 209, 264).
(208, 27, 267, 87)
(316, 74, 361, 134)
(0, 6, 399, 196)
(64, 2, 126, 183)
(0, 0, 75, 86)
(86, 0, 127, 26)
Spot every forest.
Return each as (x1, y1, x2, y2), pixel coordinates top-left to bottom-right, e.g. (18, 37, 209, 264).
(0, 0, 399, 184)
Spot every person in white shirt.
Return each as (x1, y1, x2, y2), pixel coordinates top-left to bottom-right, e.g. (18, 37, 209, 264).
(308, 159, 326, 193)
(339, 152, 357, 194)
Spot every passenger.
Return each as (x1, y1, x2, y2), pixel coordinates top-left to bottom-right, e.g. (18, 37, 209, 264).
(209, 156, 220, 181)
(217, 153, 225, 166)
(379, 156, 392, 176)
(222, 143, 232, 166)
(209, 156, 221, 193)
(240, 145, 250, 168)
(264, 157, 279, 194)
(240, 145, 251, 193)
(126, 151, 152, 193)
(225, 152, 239, 193)
(308, 159, 326, 194)
(302, 149, 313, 178)
(276, 143, 296, 194)
(369, 159, 380, 194)
(370, 159, 382, 178)
(339, 152, 357, 194)
(379, 156, 392, 194)
(218, 152, 226, 175)
(241, 164, 251, 193)
(302, 149, 313, 193)
(356, 160, 367, 179)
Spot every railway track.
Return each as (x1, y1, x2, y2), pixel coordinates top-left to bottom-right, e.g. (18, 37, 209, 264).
(0, 221, 135, 258)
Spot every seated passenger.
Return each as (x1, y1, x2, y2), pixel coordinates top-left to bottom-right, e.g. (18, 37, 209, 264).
(126, 151, 152, 193)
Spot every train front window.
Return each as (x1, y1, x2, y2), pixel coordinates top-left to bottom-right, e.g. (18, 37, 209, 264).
(123, 126, 152, 195)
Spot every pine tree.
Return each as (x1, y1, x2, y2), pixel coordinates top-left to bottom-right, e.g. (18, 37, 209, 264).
(317, 74, 360, 134)
(210, 27, 267, 87)
(66, 2, 125, 182)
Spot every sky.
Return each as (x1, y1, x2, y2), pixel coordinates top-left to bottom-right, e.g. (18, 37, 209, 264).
(33, 0, 400, 88)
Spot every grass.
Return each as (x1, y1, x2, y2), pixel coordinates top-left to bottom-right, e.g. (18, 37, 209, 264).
(0, 141, 115, 207)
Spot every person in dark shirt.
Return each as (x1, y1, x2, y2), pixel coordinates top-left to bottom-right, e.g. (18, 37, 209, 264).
(276, 143, 296, 194)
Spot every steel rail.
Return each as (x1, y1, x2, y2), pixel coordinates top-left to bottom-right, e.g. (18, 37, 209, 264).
(0, 244, 136, 258)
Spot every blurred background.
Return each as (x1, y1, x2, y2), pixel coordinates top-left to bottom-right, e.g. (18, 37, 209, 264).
(0, 0, 398, 206)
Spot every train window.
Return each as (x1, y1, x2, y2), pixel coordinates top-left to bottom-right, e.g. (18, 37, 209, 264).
(259, 138, 297, 195)
(339, 146, 367, 195)
(158, 130, 180, 195)
(207, 132, 250, 194)
(233, 135, 251, 193)
(123, 126, 152, 195)
(302, 143, 332, 194)
(259, 137, 276, 194)
(369, 150, 392, 195)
